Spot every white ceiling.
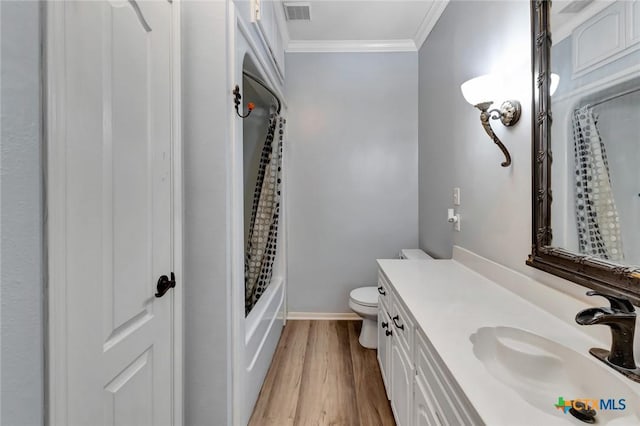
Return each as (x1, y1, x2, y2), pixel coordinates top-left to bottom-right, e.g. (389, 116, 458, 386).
(284, 0, 448, 50)
(283, 1, 442, 43)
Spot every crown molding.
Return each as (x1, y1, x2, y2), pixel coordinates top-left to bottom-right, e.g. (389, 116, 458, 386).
(414, 0, 449, 50)
(284, 1, 449, 54)
(286, 39, 417, 53)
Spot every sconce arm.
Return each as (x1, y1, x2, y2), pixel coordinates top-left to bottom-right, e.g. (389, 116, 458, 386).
(487, 108, 504, 120)
(479, 109, 512, 167)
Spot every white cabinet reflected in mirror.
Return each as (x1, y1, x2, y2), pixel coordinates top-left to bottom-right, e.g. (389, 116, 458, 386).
(549, 0, 640, 268)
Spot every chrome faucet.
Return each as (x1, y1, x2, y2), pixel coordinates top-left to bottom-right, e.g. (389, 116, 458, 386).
(576, 291, 640, 382)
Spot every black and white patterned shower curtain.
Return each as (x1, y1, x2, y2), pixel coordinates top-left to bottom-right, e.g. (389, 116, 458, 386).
(245, 114, 285, 315)
(572, 105, 624, 262)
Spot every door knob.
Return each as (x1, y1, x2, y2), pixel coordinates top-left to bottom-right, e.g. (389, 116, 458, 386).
(155, 272, 176, 298)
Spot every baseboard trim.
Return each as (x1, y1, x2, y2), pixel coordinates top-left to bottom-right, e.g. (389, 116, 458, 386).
(287, 312, 361, 320)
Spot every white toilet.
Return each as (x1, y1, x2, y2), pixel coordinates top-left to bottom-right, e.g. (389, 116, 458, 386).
(349, 286, 379, 349)
(350, 249, 433, 349)
(399, 248, 433, 260)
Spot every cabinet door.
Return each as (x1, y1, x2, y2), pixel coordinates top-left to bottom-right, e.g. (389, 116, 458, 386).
(377, 302, 391, 397)
(415, 331, 484, 425)
(414, 376, 443, 426)
(391, 338, 413, 426)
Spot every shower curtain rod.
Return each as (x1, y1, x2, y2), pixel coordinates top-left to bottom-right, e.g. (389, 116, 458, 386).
(243, 71, 282, 114)
(588, 86, 640, 108)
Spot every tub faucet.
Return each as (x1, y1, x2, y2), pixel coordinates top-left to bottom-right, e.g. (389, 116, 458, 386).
(576, 290, 640, 382)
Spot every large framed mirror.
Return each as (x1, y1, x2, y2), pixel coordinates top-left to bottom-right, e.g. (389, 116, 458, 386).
(528, 0, 640, 304)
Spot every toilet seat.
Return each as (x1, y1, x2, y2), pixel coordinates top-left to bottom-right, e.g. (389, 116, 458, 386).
(349, 286, 378, 307)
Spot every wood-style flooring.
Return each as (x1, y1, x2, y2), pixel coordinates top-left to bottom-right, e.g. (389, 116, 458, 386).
(249, 320, 396, 426)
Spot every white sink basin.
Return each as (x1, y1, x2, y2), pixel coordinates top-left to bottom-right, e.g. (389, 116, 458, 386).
(471, 326, 640, 424)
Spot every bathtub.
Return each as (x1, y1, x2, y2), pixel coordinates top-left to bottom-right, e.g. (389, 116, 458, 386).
(243, 274, 285, 422)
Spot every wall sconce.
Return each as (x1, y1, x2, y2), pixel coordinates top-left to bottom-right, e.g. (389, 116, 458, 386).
(460, 75, 520, 167)
(460, 73, 559, 167)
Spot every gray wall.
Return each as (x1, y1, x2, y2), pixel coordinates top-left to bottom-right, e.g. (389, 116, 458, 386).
(181, 1, 230, 424)
(285, 52, 419, 313)
(1, 1, 45, 425)
(418, 0, 533, 272)
(416, 1, 640, 346)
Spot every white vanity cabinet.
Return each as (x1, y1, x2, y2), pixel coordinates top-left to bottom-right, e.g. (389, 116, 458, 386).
(379, 270, 414, 425)
(414, 375, 442, 426)
(378, 271, 392, 396)
(390, 334, 414, 426)
(377, 300, 391, 396)
(414, 330, 484, 425)
(378, 269, 484, 426)
(390, 294, 415, 426)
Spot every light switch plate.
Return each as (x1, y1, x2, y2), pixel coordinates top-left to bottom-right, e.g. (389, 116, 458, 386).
(453, 187, 461, 206)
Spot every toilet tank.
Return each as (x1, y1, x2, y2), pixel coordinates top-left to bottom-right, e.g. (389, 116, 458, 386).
(399, 249, 433, 260)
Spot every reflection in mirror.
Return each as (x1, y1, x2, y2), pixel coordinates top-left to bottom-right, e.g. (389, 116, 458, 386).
(550, 0, 640, 267)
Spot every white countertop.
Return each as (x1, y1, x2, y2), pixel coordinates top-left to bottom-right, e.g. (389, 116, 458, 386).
(377, 259, 640, 425)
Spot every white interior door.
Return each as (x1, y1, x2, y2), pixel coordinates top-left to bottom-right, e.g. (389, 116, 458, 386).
(47, 1, 180, 425)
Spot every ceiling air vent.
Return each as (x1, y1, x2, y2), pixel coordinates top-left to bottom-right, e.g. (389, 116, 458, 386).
(284, 2, 311, 21)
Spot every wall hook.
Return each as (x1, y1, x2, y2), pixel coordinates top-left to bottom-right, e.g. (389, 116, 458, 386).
(233, 85, 254, 118)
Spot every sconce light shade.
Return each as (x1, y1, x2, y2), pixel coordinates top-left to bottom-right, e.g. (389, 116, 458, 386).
(460, 74, 498, 106)
(550, 73, 560, 96)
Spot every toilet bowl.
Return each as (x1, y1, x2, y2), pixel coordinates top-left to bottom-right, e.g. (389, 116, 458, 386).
(349, 286, 379, 349)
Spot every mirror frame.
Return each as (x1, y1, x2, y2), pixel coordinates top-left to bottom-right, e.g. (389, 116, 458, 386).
(527, 0, 640, 304)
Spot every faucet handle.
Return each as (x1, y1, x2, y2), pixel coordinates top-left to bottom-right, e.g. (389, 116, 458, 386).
(586, 290, 635, 314)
